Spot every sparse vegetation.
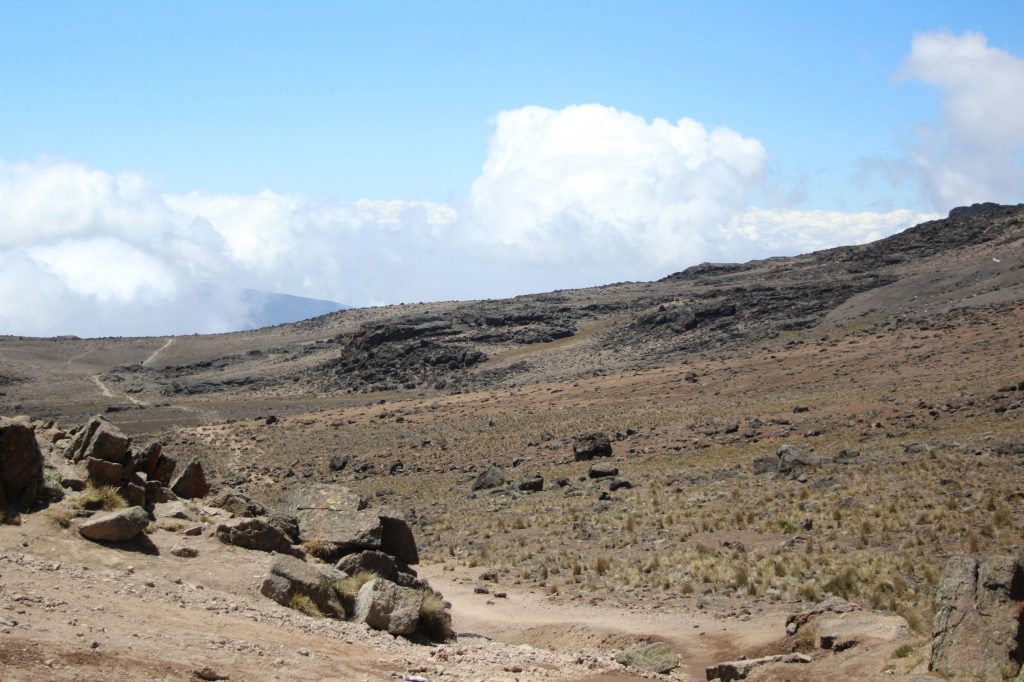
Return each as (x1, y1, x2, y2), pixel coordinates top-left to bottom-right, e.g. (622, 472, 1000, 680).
(68, 484, 127, 512)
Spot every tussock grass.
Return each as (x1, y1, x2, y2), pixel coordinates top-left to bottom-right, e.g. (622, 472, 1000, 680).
(68, 484, 126, 512)
(418, 590, 453, 641)
(288, 593, 323, 618)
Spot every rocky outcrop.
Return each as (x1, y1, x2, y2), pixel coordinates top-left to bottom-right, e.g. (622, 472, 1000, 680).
(287, 485, 418, 564)
(260, 553, 345, 618)
(170, 458, 209, 499)
(215, 517, 293, 553)
(753, 444, 819, 479)
(0, 417, 44, 511)
(353, 578, 423, 636)
(572, 432, 612, 461)
(78, 506, 150, 542)
(588, 462, 618, 479)
(930, 554, 1023, 680)
(472, 465, 508, 491)
(64, 417, 129, 464)
(210, 489, 266, 517)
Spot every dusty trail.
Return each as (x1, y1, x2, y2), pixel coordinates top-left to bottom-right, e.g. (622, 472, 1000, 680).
(142, 338, 174, 367)
(419, 564, 787, 678)
(90, 374, 115, 398)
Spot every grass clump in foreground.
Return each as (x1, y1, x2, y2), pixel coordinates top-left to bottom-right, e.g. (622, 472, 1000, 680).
(42, 506, 74, 528)
(287, 593, 323, 618)
(68, 484, 126, 512)
(418, 590, 454, 641)
(332, 570, 379, 613)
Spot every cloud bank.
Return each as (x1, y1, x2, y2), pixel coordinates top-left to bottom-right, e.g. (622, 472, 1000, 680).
(899, 30, 1024, 209)
(1, 99, 942, 337)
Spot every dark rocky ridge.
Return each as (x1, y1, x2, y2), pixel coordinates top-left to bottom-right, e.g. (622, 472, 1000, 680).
(13, 202, 1023, 407)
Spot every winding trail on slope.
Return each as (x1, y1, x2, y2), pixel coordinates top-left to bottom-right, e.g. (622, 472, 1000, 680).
(142, 338, 174, 367)
(90, 374, 115, 398)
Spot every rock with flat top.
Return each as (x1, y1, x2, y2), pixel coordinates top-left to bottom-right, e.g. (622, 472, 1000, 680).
(215, 517, 293, 553)
(78, 506, 149, 542)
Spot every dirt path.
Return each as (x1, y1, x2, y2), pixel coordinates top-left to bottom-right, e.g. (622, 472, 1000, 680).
(419, 564, 788, 678)
(142, 338, 174, 367)
(0, 515, 640, 682)
(90, 374, 115, 398)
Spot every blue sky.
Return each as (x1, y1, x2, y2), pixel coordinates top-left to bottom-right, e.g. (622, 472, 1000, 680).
(1, 1, 1019, 207)
(0, 2, 1022, 335)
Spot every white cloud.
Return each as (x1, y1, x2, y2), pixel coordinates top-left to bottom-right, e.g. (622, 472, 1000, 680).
(899, 31, 1024, 208)
(467, 105, 767, 271)
(0, 105, 934, 337)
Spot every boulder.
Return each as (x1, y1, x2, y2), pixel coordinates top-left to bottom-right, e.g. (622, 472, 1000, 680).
(572, 432, 612, 461)
(472, 465, 508, 491)
(930, 554, 1024, 680)
(609, 478, 633, 491)
(776, 444, 819, 478)
(210, 489, 266, 517)
(139, 442, 163, 478)
(260, 553, 345, 618)
(288, 484, 418, 563)
(145, 480, 176, 505)
(353, 578, 423, 635)
(0, 417, 44, 511)
(151, 452, 177, 486)
(615, 642, 679, 674)
(86, 457, 124, 486)
(588, 462, 618, 479)
(118, 479, 146, 507)
(215, 517, 293, 553)
(380, 512, 419, 565)
(517, 475, 543, 492)
(328, 455, 349, 472)
(78, 506, 149, 542)
(337, 550, 398, 580)
(65, 417, 129, 464)
(170, 458, 208, 499)
(267, 513, 301, 543)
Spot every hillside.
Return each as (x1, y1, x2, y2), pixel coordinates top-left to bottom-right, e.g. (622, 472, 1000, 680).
(0, 203, 1022, 681)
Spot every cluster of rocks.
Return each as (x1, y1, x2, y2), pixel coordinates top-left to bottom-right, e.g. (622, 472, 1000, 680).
(466, 433, 631, 502)
(254, 483, 449, 641)
(62, 416, 208, 507)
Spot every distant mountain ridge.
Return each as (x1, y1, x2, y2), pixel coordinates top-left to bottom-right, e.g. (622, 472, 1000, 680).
(241, 290, 348, 329)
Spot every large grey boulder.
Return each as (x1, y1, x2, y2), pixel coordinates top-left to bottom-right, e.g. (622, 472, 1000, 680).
(337, 549, 399, 580)
(260, 553, 345, 618)
(65, 417, 129, 464)
(353, 578, 422, 635)
(79, 506, 149, 542)
(170, 458, 208, 499)
(615, 642, 678, 674)
(288, 485, 418, 564)
(572, 432, 612, 461)
(210, 489, 266, 517)
(472, 465, 508, 491)
(930, 554, 1023, 680)
(0, 417, 44, 511)
(215, 517, 293, 553)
